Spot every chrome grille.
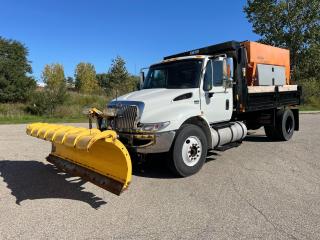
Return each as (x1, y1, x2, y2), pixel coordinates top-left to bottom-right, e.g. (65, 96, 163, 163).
(114, 105, 138, 130)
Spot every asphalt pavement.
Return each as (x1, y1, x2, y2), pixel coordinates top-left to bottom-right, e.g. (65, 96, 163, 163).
(0, 114, 319, 239)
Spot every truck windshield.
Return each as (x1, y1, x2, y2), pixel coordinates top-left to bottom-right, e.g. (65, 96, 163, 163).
(142, 59, 203, 89)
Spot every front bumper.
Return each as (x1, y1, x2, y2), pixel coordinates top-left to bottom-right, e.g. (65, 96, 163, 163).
(119, 131, 176, 154)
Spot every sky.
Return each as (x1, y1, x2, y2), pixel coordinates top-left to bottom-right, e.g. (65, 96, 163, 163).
(0, 0, 259, 82)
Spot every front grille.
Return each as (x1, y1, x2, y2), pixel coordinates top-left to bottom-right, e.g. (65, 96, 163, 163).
(114, 105, 138, 130)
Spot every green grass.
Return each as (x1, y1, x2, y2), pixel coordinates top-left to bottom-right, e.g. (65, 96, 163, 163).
(0, 114, 88, 124)
(300, 105, 320, 111)
(0, 92, 110, 124)
(300, 96, 320, 111)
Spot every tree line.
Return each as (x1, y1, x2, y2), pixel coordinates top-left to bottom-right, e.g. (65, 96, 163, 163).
(244, 0, 320, 104)
(0, 36, 139, 114)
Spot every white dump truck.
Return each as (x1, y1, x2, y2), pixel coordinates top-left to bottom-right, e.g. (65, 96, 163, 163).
(27, 41, 301, 194)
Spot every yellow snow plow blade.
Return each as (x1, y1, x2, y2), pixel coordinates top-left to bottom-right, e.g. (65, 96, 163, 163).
(26, 123, 132, 195)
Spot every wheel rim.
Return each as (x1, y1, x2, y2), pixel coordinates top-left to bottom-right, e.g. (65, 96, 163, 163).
(285, 116, 293, 134)
(182, 136, 202, 167)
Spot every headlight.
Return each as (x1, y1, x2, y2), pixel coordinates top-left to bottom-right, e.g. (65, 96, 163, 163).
(138, 121, 170, 132)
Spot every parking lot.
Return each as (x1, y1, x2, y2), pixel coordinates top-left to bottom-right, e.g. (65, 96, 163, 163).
(0, 114, 319, 239)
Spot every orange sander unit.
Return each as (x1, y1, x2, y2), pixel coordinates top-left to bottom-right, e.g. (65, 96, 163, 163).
(242, 41, 290, 86)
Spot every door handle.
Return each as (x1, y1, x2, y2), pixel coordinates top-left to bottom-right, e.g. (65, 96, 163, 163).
(226, 99, 229, 110)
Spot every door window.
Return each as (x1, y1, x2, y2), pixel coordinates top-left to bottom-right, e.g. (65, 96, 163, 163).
(203, 60, 213, 91)
(212, 61, 223, 86)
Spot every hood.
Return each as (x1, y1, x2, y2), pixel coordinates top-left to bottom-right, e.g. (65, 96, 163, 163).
(117, 88, 195, 102)
(110, 88, 201, 124)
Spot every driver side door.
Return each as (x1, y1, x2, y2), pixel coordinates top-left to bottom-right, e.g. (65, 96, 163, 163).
(201, 58, 233, 123)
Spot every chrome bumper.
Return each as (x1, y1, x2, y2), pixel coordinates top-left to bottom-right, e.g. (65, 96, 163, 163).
(119, 131, 176, 154)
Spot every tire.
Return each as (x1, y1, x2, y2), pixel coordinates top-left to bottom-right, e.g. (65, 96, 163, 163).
(168, 124, 208, 177)
(264, 109, 295, 141)
(264, 125, 279, 140)
(276, 109, 295, 141)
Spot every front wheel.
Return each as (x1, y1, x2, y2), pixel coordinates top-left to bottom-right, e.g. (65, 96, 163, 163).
(168, 124, 208, 177)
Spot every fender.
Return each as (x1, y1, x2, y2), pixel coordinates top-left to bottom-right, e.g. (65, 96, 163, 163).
(180, 115, 213, 149)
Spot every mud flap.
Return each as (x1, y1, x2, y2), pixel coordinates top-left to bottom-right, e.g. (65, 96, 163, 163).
(26, 123, 132, 195)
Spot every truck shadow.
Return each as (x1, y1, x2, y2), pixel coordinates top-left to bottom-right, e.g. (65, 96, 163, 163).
(132, 151, 218, 179)
(0, 160, 107, 209)
(244, 135, 274, 142)
(244, 131, 283, 142)
(132, 154, 174, 179)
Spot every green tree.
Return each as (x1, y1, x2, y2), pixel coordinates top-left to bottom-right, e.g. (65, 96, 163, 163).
(127, 74, 140, 92)
(96, 73, 110, 94)
(108, 56, 138, 96)
(42, 64, 65, 90)
(75, 63, 99, 94)
(244, 0, 320, 83)
(0, 37, 36, 102)
(41, 63, 67, 114)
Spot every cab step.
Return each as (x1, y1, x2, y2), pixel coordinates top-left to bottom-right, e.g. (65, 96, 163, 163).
(214, 141, 242, 151)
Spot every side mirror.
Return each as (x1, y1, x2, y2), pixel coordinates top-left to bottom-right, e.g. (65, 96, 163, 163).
(223, 57, 233, 89)
(226, 57, 234, 79)
(139, 71, 145, 89)
(139, 67, 149, 90)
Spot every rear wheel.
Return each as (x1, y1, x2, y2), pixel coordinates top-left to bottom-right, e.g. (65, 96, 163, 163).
(264, 125, 278, 140)
(168, 124, 208, 177)
(277, 109, 295, 140)
(264, 109, 295, 141)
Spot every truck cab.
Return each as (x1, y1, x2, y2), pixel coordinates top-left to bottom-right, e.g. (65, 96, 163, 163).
(122, 55, 233, 125)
